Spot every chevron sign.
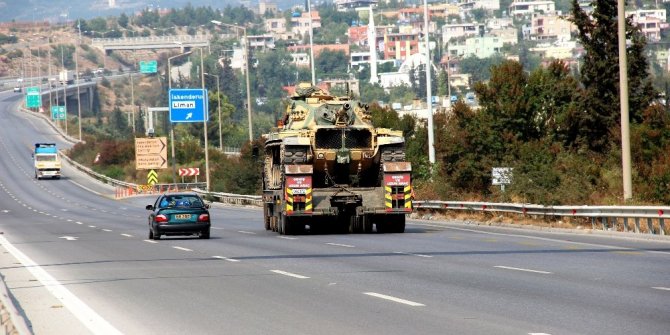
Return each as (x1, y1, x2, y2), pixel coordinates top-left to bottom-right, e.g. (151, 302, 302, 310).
(147, 170, 158, 185)
(179, 168, 200, 177)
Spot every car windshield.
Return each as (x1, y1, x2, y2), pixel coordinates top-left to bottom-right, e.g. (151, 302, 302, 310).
(159, 196, 204, 208)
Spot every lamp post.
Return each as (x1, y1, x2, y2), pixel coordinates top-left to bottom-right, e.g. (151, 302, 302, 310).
(167, 50, 193, 184)
(210, 20, 253, 142)
(423, 0, 435, 165)
(307, 0, 316, 85)
(199, 48, 211, 192)
(204, 72, 223, 151)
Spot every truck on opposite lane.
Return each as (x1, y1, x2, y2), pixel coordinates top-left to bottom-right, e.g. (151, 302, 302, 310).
(33, 143, 61, 179)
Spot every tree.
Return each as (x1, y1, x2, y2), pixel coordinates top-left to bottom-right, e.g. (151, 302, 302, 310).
(569, 0, 657, 152)
(314, 49, 349, 78)
(118, 13, 129, 28)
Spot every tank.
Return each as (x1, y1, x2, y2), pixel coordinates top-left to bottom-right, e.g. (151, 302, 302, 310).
(262, 83, 412, 235)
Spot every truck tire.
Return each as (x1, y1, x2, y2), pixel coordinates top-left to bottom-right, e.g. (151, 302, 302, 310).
(393, 216, 406, 233)
(263, 204, 271, 230)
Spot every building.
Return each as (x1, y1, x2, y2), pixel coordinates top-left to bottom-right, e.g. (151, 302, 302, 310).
(442, 22, 485, 42)
(447, 36, 504, 58)
(383, 31, 420, 60)
(626, 9, 668, 43)
(489, 27, 519, 45)
(291, 11, 322, 38)
(259, 1, 278, 16)
(334, 0, 378, 12)
(458, 0, 501, 12)
(247, 35, 276, 51)
(528, 13, 574, 41)
(529, 40, 577, 60)
(509, 0, 556, 17)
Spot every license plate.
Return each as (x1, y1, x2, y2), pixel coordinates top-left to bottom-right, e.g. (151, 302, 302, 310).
(292, 189, 307, 194)
(174, 214, 191, 220)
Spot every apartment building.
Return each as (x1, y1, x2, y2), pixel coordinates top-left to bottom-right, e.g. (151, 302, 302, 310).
(383, 31, 420, 60)
(509, 0, 556, 17)
(442, 22, 484, 42)
(528, 13, 574, 41)
(447, 36, 503, 58)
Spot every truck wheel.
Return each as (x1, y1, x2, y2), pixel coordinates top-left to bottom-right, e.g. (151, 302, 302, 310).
(263, 204, 271, 230)
(362, 216, 373, 234)
(393, 216, 406, 233)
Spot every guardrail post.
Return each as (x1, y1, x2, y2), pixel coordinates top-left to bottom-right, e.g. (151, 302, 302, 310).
(591, 217, 596, 230)
(622, 217, 628, 232)
(660, 219, 666, 236)
(634, 218, 640, 233)
(647, 218, 654, 234)
(601, 217, 607, 231)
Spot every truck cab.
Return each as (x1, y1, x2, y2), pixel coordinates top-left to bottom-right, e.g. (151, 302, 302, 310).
(33, 143, 61, 179)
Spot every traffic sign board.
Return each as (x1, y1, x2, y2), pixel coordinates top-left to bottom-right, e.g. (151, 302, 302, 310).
(135, 137, 168, 170)
(139, 60, 158, 74)
(51, 106, 66, 120)
(169, 89, 208, 123)
(26, 86, 41, 108)
(178, 168, 200, 177)
(147, 170, 158, 185)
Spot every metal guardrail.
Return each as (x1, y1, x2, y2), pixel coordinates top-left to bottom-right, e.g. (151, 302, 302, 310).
(192, 188, 262, 207)
(415, 200, 669, 235)
(92, 34, 211, 44)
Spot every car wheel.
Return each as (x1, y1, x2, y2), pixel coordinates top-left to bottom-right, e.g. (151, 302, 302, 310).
(152, 229, 161, 240)
(200, 230, 210, 239)
(148, 229, 154, 239)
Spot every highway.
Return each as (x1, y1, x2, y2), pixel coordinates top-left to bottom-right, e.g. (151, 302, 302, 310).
(0, 90, 669, 335)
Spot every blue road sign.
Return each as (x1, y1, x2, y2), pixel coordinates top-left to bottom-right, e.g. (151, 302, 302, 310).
(169, 89, 208, 123)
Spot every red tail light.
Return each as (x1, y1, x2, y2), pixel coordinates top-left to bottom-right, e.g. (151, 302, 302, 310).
(198, 214, 210, 222)
(155, 214, 168, 223)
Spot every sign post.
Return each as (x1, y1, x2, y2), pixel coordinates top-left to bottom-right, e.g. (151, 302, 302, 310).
(135, 137, 168, 170)
(492, 167, 513, 192)
(26, 86, 42, 108)
(139, 60, 158, 74)
(51, 106, 66, 120)
(169, 88, 208, 123)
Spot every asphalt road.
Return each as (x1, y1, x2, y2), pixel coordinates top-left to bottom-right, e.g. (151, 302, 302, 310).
(0, 91, 669, 335)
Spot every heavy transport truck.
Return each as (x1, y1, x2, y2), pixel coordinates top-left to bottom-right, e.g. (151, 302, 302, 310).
(262, 83, 412, 235)
(59, 70, 74, 85)
(33, 143, 61, 179)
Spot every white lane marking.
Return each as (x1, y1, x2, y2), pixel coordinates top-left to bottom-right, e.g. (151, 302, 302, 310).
(1, 210, 8, 213)
(67, 179, 104, 196)
(102, 229, 112, 232)
(394, 251, 433, 258)
(529, 333, 552, 335)
(277, 236, 298, 240)
(66, 219, 73, 222)
(212, 256, 240, 262)
(364, 292, 425, 307)
(271, 270, 310, 279)
(494, 266, 552, 274)
(173, 246, 192, 252)
(420, 223, 670, 255)
(76, 222, 83, 225)
(88, 225, 96, 228)
(59, 236, 79, 241)
(326, 242, 355, 248)
(652, 287, 670, 291)
(143, 240, 158, 244)
(120, 234, 133, 237)
(0, 235, 123, 334)
(237, 230, 256, 235)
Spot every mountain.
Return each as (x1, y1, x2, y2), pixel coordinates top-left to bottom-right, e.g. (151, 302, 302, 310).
(0, 0, 304, 23)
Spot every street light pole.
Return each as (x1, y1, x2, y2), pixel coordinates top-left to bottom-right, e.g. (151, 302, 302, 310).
(204, 72, 222, 151)
(423, 0, 435, 165)
(307, 0, 316, 85)
(76, 19, 82, 141)
(167, 50, 193, 184)
(210, 20, 253, 142)
(199, 48, 211, 192)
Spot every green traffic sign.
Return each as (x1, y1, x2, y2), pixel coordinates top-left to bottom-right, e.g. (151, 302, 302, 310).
(26, 86, 42, 108)
(51, 106, 66, 120)
(139, 60, 158, 74)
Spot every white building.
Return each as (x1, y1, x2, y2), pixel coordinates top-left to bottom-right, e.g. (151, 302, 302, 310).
(509, 0, 556, 17)
(447, 36, 504, 58)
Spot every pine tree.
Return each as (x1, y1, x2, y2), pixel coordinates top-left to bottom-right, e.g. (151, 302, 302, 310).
(569, 0, 656, 152)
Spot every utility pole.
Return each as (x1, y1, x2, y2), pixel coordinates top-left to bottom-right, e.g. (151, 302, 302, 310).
(61, 46, 68, 136)
(76, 19, 82, 141)
(617, 0, 632, 200)
(423, 0, 435, 164)
(307, 0, 316, 85)
(199, 48, 210, 192)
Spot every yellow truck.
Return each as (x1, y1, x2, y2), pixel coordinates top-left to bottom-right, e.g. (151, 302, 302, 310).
(33, 143, 61, 179)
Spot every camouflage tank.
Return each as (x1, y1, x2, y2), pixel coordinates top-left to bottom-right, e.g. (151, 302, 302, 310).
(262, 83, 412, 235)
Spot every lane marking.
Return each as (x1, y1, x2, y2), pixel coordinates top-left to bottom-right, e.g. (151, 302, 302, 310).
(120, 234, 133, 237)
(277, 236, 298, 240)
(394, 251, 433, 258)
(67, 179, 105, 197)
(364, 292, 425, 307)
(102, 229, 112, 232)
(76, 222, 83, 225)
(270, 270, 310, 279)
(143, 240, 158, 244)
(237, 230, 256, 235)
(326, 242, 355, 248)
(172, 246, 192, 252)
(88, 225, 96, 228)
(0, 235, 123, 334)
(652, 287, 670, 291)
(494, 266, 552, 275)
(529, 333, 552, 335)
(212, 256, 240, 262)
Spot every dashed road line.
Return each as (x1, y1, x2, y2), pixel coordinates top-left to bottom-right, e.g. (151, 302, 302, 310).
(652, 287, 670, 291)
(277, 236, 298, 240)
(394, 251, 433, 258)
(120, 234, 133, 237)
(494, 266, 552, 275)
(364, 292, 425, 307)
(271, 270, 309, 279)
(326, 242, 355, 248)
(237, 230, 256, 235)
(102, 229, 112, 232)
(172, 246, 192, 252)
(143, 240, 158, 244)
(212, 256, 240, 262)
